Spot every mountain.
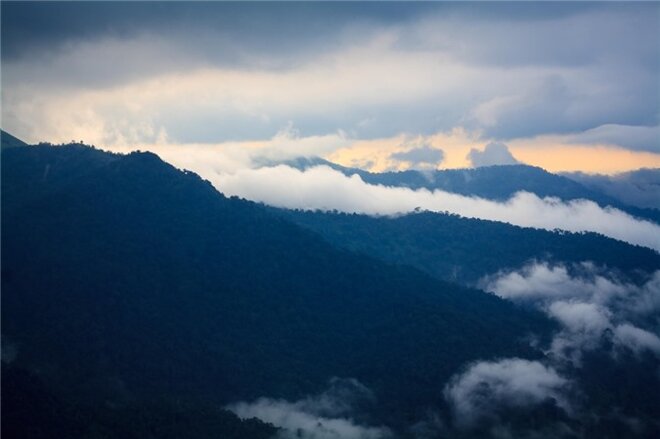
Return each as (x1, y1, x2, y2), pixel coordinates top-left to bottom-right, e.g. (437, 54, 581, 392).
(274, 209, 660, 286)
(1, 144, 550, 433)
(284, 157, 660, 224)
(1, 363, 277, 439)
(563, 168, 660, 210)
(1, 129, 28, 149)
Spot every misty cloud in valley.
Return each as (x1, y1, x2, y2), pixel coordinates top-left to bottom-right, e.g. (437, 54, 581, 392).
(227, 378, 391, 439)
(482, 262, 660, 362)
(208, 165, 660, 251)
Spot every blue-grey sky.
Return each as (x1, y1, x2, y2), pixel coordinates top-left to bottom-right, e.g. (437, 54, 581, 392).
(1, 1, 659, 172)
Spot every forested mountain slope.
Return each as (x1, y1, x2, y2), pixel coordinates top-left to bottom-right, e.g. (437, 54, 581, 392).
(1, 145, 549, 433)
(275, 209, 660, 285)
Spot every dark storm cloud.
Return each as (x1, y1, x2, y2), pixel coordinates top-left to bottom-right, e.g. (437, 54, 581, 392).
(0, 2, 429, 62)
(1, 1, 599, 59)
(4, 2, 642, 69)
(1, 1, 658, 149)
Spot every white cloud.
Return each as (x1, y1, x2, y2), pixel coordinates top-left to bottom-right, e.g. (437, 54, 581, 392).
(613, 324, 660, 356)
(227, 378, 391, 439)
(444, 358, 570, 429)
(548, 301, 612, 335)
(483, 263, 630, 304)
(207, 165, 660, 251)
(444, 262, 660, 434)
(483, 262, 660, 361)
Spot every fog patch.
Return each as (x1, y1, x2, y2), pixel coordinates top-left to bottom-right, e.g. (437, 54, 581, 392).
(211, 165, 660, 251)
(444, 359, 571, 429)
(613, 324, 660, 356)
(482, 262, 660, 361)
(227, 378, 392, 439)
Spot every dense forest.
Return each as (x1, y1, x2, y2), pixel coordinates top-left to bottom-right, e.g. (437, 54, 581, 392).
(274, 208, 660, 285)
(2, 141, 659, 438)
(2, 144, 550, 437)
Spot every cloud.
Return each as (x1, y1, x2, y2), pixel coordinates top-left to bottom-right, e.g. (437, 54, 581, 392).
(547, 301, 612, 335)
(565, 124, 660, 154)
(388, 145, 445, 170)
(563, 168, 660, 210)
(2, 3, 658, 148)
(443, 262, 660, 436)
(227, 378, 392, 439)
(467, 142, 520, 167)
(613, 324, 660, 356)
(482, 263, 630, 304)
(482, 262, 660, 361)
(444, 358, 570, 429)
(207, 165, 660, 251)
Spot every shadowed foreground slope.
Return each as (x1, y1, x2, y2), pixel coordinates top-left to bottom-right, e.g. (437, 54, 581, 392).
(1, 145, 550, 434)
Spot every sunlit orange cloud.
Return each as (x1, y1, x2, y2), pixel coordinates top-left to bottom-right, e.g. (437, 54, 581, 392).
(99, 125, 658, 176)
(508, 141, 660, 175)
(327, 128, 478, 172)
(328, 130, 659, 175)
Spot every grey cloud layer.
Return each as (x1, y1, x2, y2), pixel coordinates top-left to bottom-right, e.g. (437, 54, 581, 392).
(564, 124, 660, 153)
(2, 2, 658, 147)
(467, 142, 520, 167)
(388, 145, 445, 170)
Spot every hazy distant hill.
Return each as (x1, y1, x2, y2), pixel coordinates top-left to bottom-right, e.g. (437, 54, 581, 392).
(1, 144, 548, 432)
(283, 157, 660, 224)
(564, 168, 660, 210)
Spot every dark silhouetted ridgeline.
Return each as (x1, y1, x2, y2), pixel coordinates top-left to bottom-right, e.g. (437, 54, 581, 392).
(2, 144, 549, 435)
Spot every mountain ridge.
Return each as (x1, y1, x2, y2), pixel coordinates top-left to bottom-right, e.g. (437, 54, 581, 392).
(280, 156, 660, 224)
(2, 144, 550, 430)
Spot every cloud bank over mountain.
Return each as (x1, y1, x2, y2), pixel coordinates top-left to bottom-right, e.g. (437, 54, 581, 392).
(2, 2, 658, 173)
(209, 165, 660, 251)
(467, 142, 520, 167)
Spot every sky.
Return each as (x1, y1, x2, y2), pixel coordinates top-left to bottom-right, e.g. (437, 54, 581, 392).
(1, 1, 659, 174)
